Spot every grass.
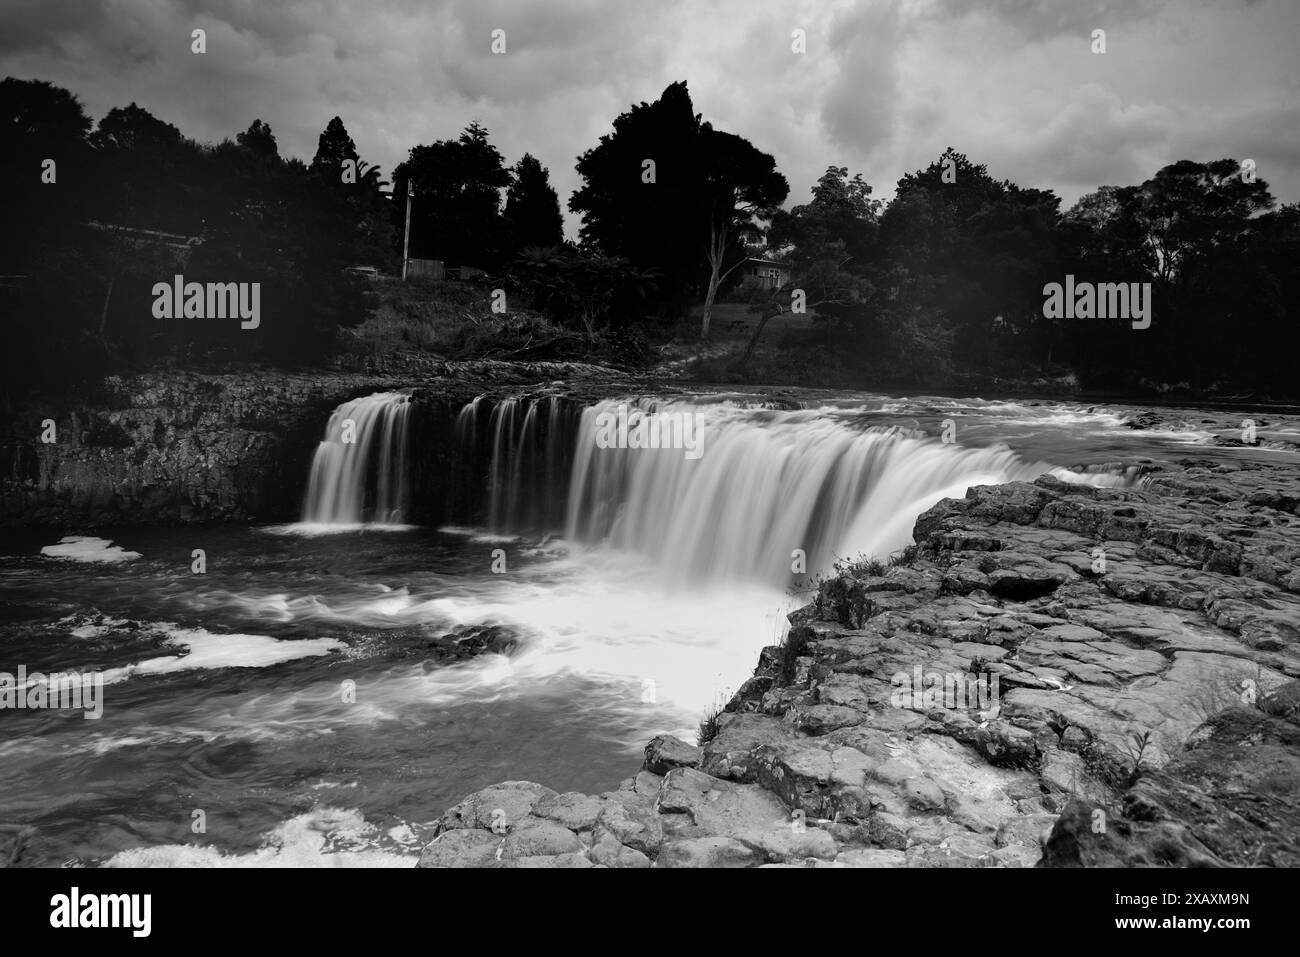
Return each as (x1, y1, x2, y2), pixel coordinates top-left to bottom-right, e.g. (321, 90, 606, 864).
(776, 624, 814, 686)
(889, 544, 921, 567)
(697, 696, 726, 747)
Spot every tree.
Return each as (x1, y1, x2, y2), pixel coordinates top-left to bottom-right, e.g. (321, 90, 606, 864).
(744, 166, 880, 368)
(91, 103, 183, 153)
(237, 119, 279, 160)
(571, 82, 788, 332)
(0, 76, 91, 148)
(1057, 160, 1276, 386)
(391, 121, 510, 267)
(0, 77, 94, 228)
(89, 103, 201, 231)
(877, 148, 1062, 371)
(697, 128, 788, 338)
(1119, 159, 1273, 288)
(0, 78, 96, 397)
(310, 115, 358, 180)
(504, 154, 564, 254)
(570, 81, 711, 320)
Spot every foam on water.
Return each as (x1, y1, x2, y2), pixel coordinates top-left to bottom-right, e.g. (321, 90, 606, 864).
(264, 522, 419, 537)
(103, 808, 417, 868)
(40, 536, 141, 563)
(98, 624, 344, 685)
(437, 526, 522, 543)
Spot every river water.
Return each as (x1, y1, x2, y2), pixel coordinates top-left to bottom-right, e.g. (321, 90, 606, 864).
(1, 391, 1295, 866)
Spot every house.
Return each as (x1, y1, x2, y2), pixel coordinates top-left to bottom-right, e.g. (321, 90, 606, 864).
(738, 256, 790, 290)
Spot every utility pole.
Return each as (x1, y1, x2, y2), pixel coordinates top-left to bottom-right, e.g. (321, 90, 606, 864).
(401, 180, 415, 281)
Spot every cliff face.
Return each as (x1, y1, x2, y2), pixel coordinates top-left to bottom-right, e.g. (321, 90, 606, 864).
(1, 371, 411, 526)
(417, 460, 1300, 868)
(0, 359, 622, 527)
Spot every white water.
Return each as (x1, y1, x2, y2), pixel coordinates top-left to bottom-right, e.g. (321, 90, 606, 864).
(40, 536, 141, 563)
(565, 400, 1127, 587)
(301, 392, 412, 525)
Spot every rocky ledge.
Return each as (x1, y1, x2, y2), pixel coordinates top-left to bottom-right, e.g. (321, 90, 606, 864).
(418, 459, 1300, 867)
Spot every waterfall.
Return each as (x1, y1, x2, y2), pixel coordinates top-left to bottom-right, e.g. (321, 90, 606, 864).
(564, 400, 1125, 586)
(301, 392, 412, 525)
(304, 392, 1127, 582)
(456, 394, 579, 533)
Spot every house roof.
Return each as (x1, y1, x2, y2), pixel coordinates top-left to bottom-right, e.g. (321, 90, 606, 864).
(87, 221, 203, 249)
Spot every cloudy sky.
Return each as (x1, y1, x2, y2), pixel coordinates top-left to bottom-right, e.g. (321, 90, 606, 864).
(3, 0, 1297, 238)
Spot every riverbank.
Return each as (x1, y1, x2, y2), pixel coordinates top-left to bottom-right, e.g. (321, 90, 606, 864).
(417, 459, 1300, 867)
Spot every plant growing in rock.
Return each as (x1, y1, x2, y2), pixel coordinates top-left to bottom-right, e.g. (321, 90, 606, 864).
(859, 558, 887, 577)
(777, 625, 814, 686)
(888, 544, 920, 567)
(1121, 729, 1154, 786)
(697, 698, 725, 747)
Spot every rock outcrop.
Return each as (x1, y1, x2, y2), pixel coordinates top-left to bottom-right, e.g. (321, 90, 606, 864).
(419, 460, 1300, 867)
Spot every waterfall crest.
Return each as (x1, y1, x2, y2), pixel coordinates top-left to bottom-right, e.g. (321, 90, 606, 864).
(564, 400, 1123, 585)
(303, 392, 1127, 584)
(301, 392, 412, 525)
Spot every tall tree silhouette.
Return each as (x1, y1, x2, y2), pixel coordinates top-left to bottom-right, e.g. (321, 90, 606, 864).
(504, 153, 564, 254)
(237, 119, 279, 160)
(571, 81, 706, 318)
(572, 81, 786, 331)
(310, 116, 358, 184)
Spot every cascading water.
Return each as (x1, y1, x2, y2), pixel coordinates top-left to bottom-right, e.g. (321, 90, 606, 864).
(455, 394, 580, 533)
(301, 391, 413, 525)
(565, 399, 1127, 586)
(306, 391, 1127, 581)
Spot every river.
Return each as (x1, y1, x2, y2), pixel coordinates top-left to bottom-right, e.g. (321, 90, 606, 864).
(1, 390, 1295, 866)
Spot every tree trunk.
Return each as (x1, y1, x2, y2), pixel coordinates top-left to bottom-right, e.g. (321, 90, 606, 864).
(701, 263, 720, 340)
(739, 306, 781, 369)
